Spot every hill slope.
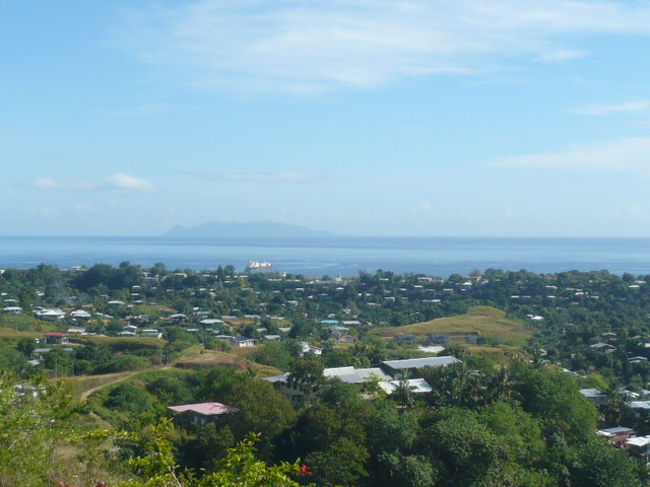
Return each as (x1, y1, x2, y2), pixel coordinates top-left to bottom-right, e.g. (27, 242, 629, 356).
(373, 306, 534, 347)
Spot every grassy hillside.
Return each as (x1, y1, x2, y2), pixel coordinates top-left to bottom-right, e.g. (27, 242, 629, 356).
(175, 348, 281, 376)
(0, 314, 56, 331)
(373, 306, 534, 348)
(63, 370, 141, 400)
(0, 315, 57, 342)
(0, 316, 57, 346)
(85, 368, 194, 427)
(72, 335, 167, 351)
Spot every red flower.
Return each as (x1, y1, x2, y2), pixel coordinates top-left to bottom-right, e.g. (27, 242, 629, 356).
(300, 464, 312, 475)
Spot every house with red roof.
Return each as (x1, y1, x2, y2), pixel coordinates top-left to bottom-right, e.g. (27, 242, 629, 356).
(168, 402, 234, 426)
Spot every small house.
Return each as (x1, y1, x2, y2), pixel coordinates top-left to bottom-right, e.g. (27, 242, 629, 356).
(395, 334, 418, 345)
(169, 313, 188, 324)
(625, 435, 650, 457)
(579, 388, 608, 406)
(629, 401, 650, 418)
(168, 402, 233, 426)
(381, 356, 461, 379)
(428, 334, 450, 345)
(199, 318, 224, 330)
(43, 332, 69, 345)
(70, 309, 91, 320)
(598, 426, 635, 445)
(589, 342, 617, 353)
(36, 309, 66, 321)
(2, 306, 23, 315)
(299, 342, 322, 356)
(326, 325, 349, 338)
(230, 336, 256, 348)
(141, 329, 162, 338)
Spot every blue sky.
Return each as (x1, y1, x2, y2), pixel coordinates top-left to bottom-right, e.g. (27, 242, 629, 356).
(3, 0, 650, 237)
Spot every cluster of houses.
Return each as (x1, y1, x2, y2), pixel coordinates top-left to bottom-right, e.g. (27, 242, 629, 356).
(578, 387, 650, 458)
(597, 426, 650, 458)
(587, 330, 650, 364)
(164, 356, 461, 427)
(580, 387, 650, 415)
(264, 355, 461, 404)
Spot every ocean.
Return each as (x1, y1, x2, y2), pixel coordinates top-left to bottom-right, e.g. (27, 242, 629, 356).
(0, 236, 649, 277)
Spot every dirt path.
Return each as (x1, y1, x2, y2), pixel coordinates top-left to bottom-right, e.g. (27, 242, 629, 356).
(79, 365, 177, 401)
(80, 370, 139, 401)
(78, 346, 207, 401)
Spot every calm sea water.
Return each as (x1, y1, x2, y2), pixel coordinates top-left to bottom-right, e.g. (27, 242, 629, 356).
(0, 237, 649, 277)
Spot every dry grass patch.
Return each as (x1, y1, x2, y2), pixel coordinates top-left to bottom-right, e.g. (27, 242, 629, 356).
(373, 306, 534, 348)
(175, 348, 280, 376)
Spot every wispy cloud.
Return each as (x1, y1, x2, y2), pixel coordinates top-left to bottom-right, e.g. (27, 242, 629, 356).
(28, 172, 159, 193)
(573, 99, 650, 115)
(494, 136, 650, 173)
(537, 49, 586, 63)
(114, 0, 650, 93)
(187, 169, 324, 184)
(102, 172, 158, 192)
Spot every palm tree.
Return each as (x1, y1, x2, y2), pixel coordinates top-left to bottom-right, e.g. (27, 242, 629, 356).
(392, 372, 415, 408)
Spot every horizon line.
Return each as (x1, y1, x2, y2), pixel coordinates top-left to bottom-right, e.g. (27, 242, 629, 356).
(2, 234, 650, 239)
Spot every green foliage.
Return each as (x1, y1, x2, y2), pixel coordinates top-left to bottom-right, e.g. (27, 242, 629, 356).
(423, 408, 511, 486)
(72, 263, 142, 292)
(568, 439, 646, 487)
(200, 434, 311, 487)
(0, 345, 33, 377)
(107, 383, 156, 413)
(2, 265, 650, 486)
(511, 364, 599, 442)
(478, 401, 546, 467)
(250, 341, 294, 370)
(104, 421, 312, 487)
(305, 437, 369, 487)
(0, 375, 84, 487)
(222, 377, 297, 442)
(288, 359, 324, 395)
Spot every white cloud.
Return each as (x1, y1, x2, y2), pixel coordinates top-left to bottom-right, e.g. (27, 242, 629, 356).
(494, 136, 650, 173)
(115, 0, 650, 93)
(33, 177, 58, 189)
(101, 172, 158, 192)
(538, 49, 586, 62)
(28, 173, 159, 193)
(188, 169, 324, 184)
(573, 99, 650, 115)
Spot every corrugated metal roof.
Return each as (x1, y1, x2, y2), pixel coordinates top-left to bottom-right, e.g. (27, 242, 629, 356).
(324, 367, 391, 383)
(625, 435, 650, 447)
(263, 372, 291, 383)
(579, 388, 607, 398)
(382, 356, 460, 369)
(598, 426, 634, 435)
(378, 378, 433, 394)
(168, 402, 232, 416)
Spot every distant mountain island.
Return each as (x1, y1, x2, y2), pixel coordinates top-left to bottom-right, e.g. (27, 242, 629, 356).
(163, 221, 337, 238)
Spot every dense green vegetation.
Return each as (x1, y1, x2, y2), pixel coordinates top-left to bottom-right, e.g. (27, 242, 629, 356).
(1, 263, 650, 485)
